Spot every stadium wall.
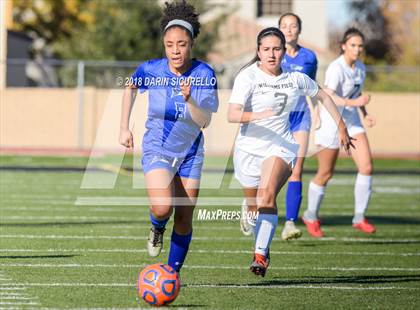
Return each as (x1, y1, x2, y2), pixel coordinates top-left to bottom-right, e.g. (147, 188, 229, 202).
(1, 88, 419, 157)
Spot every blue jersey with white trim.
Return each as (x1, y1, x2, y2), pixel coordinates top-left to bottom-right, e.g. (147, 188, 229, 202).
(281, 46, 317, 112)
(131, 58, 219, 158)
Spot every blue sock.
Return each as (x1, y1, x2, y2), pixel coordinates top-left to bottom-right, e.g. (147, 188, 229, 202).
(286, 181, 303, 222)
(168, 230, 192, 272)
(149, 213, 169, 230)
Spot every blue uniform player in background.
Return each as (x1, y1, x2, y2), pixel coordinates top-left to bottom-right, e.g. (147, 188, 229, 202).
(119, 1, 218, 273)
(239, 13, 318, 240)
(279, 13, 318, 240)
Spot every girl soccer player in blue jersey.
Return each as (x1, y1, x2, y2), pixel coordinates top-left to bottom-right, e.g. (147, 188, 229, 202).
(119, 0, 218, 273)
(278, 13, 319, 240)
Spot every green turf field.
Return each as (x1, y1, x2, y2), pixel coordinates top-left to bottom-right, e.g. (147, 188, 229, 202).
(0, 155, 419, 309)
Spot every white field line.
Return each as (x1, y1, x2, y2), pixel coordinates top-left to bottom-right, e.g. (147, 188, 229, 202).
(0, 296, 38, 300)
(0, 216, 150, 221)
(109, 225, 420, 233)
(4, 282, 418, 291)
(111, 225, 237, 230)
(329, 178, 420, 186)
(0, 302, 39, 305)
(38, 309, 147, 310)
(374, 187, 420, 194)
(1, 263, 420, 272)
(0, 272, 39, 305)
(74, 197, 244, 206)
(6, 194, 418, 208)
(2, 207, 420, 217)
(3, 199, 410, 210)
(0, 207, 148, 213)
(2, 190, 419, 199)
(2, 194, 73, 199)
(0, 215, 418, 224)
(0, 293, 29, 296)
(184, 284, 419, 290)
(1, 234, 420, 243)
(2, 204, 420, 212)
(75, 194, 420, 206)
(2, 176, 418, 187)
(3, 203, 420, 213)
(1, 248, 419, 257)
(1, 201, 74, 206)
(2, 212, 420, 222)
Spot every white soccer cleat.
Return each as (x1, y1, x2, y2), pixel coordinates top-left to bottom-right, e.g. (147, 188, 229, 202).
(281, 220, 302, 241)
(147, 227, 165, 257)
(240, 199, 256, 236)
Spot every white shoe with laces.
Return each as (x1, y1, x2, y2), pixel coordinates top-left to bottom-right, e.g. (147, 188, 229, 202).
(281, 220, 302, 240)
(147, 227, 165, 257)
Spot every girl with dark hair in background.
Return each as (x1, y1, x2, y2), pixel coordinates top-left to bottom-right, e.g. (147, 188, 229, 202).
(228, 27, 353, 277)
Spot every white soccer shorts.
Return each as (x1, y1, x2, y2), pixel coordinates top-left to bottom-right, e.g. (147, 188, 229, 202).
(233, 146, 296, 188)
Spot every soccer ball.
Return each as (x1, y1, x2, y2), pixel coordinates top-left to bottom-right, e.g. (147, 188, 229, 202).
(137, 263, 180, 307)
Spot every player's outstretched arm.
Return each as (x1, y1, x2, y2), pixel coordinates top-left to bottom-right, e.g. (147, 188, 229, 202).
(315, 88, 355, 154)
(119, 86, 137, 149)
(227, 104, 274, 123)
(325, 88, 370, 107)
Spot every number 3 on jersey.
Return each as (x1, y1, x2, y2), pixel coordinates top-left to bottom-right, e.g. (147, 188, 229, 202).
(273, 92, 288, 115)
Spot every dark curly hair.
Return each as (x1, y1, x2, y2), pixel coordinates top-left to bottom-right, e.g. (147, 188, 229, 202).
(161, 0, 200, 39)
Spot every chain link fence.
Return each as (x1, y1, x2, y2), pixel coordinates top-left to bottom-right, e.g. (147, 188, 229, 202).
(4, 58, 420, 92)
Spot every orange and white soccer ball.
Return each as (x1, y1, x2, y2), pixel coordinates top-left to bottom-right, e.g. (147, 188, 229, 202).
(137, 263, 180, 307)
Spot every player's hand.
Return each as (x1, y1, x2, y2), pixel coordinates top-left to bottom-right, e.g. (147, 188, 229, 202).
(364, 114, 376, 127)
(119, 129, 134, 149)
(355, 94, 370, 107)
(339, 127, 355, 155)
(180, 78, 192, 102)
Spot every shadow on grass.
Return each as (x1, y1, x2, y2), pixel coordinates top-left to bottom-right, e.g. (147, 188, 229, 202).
(0, 220, 148, 228)
(0, 254, 78, 259)
(257, 274, 420, 286)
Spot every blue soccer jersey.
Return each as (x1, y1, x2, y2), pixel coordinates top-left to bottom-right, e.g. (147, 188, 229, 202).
(281, 46, 318, 113)
(281, 46, 317, 132)
(131, 58, 219, 160)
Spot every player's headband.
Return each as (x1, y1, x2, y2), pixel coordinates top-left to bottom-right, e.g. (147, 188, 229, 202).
(164, 19, 194, 38)
(257, 27, 285, 46)
(258, 27, 282, 40)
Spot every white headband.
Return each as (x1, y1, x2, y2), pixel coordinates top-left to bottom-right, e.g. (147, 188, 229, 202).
(164, 19, 194, 37)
